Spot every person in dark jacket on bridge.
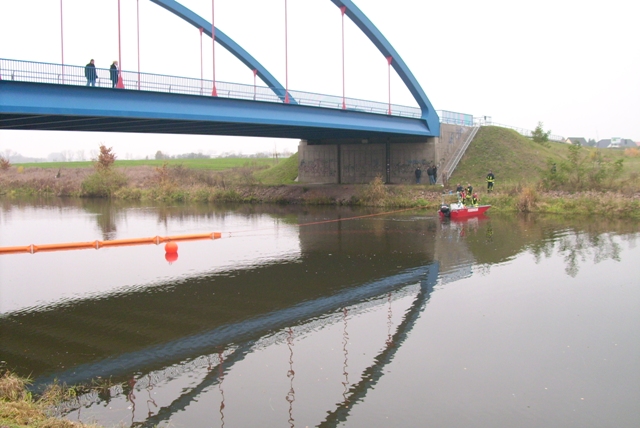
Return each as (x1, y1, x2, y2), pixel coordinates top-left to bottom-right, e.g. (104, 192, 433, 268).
(85, 59, 97, 86)
(110, 60, 119, 88)
(414, 167, 422, 184)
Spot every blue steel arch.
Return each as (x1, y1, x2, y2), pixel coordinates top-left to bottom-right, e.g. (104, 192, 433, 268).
(331, 0, 439, 133)
(151, 0, 438, 133)
(149, 0, 293, 103)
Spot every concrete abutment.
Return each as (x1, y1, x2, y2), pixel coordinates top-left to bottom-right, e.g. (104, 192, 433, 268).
(298, 123, 473, 184)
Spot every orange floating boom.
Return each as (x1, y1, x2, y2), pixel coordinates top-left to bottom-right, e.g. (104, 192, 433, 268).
(0, 233, 222, 255)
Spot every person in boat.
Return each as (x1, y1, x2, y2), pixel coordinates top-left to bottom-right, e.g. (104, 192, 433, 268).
(465, 183, 473, 205)
(486, 170, 495, 193)
(459, 191, 466, 206)
(456, 183, 464, 199)
(471, 193, 479, 207)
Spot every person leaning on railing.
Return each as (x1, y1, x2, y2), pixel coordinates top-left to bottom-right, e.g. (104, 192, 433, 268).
(85, 59, 97, 87)
(110, 61, 119, 88)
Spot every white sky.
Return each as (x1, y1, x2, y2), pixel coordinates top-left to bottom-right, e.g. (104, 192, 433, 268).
(1, 0, 638, 159)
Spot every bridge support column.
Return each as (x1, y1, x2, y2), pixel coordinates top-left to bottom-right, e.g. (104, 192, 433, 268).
(388, 140, 435, 184)
(339, 143, 386, 184)
(297, 141, 339, 184)
(298, 139, 437, 185)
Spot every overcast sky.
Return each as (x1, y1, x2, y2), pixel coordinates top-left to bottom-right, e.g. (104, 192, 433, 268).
(1, 0, 638, 159)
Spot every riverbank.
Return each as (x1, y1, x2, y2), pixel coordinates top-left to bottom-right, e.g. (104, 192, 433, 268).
(1, 166, 639, 218)
(0, 371, 101, 427)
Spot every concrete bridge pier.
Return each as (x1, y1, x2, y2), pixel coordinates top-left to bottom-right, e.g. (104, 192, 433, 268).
(298, 139, 436, 184)
(297, 124, 473, 184)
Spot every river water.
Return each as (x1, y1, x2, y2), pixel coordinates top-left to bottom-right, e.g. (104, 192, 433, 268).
(0, 198, 638, 428)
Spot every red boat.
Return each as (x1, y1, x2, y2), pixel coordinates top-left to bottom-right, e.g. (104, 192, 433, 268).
(438, 202, 491, 219)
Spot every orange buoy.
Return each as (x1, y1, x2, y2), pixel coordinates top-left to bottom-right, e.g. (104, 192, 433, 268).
(165, 241, 178, 253)
(165, 251, 179, 264)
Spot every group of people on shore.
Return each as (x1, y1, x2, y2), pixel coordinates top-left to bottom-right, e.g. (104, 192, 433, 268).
(414, 164, 439, 185)
(453, 170, 495, 207)
(84, 59, 121, 88)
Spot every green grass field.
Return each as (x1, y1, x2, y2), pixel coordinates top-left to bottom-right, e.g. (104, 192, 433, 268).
(16, 157, 279, 171)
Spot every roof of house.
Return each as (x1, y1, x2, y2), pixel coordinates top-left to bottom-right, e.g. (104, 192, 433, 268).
(565, 137, 588, 145)
(596, 139, 636, 148)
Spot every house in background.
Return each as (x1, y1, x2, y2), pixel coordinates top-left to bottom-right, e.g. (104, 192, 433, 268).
(565, 137, 587, 145)
(596, 138, 636, 148)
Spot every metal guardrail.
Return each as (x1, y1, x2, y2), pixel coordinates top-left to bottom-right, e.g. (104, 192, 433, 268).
(437, 110, 474, 126)
(1, 58, 564, 143)
(0, 58, 425, 119)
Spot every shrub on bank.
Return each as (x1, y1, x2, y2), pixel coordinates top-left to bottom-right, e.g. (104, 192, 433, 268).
(0, 156, 11, 171)
(541, 145, 625, 192)
(81, 170, 128, 197)
(359, 176, 387, 206)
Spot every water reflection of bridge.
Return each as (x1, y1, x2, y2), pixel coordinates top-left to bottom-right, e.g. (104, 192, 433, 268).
(2, 210, 439, 381)
(0, 203, 507, 425)
(57, 266, 437, 427)
(2, 210, 445, 426)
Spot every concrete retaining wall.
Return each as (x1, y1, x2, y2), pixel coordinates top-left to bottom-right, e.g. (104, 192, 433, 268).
(297, 142, 339, 184)
(340, 144, 386, 184)
(298, 140, 437, 184)
(389, 141, 434, 184)
(298, 123, 474, 184)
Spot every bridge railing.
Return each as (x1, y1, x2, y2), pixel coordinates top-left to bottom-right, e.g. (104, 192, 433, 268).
(437, 110, 474, 126)
(0, 58, 424, 119)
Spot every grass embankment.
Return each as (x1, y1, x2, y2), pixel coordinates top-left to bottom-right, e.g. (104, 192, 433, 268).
(451, 126, 640, 187)
(448, 126, 640, 217)
(0, 371, 100, 428)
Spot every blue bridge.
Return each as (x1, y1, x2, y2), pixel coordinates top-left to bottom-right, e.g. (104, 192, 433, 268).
(0, 0, 475, 184)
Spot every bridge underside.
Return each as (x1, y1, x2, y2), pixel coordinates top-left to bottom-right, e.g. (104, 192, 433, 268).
(0, 81, 433, 145)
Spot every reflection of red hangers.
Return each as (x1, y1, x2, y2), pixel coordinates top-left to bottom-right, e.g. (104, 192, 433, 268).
(127, 377, 137, 424)
(343, 308, 350, 401)
(286, 328, 295, 427)
(219, 350, 226, 424)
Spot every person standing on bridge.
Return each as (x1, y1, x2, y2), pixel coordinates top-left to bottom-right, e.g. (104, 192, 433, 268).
(110, 61, 119, 88)
(85, 59, 97, 87)
(415, 166, 422, 184)
(486, 170, 495, 193)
